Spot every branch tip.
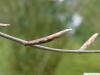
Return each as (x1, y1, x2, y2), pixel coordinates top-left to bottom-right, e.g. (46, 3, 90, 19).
(79, 33, 99, 50)
(25, 28, 72, 45)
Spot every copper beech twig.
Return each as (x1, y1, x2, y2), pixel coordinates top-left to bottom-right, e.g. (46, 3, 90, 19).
(0, 23, 99, 53)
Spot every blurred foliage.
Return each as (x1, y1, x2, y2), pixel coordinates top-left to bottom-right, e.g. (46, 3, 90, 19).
(0, 0, 100, 75)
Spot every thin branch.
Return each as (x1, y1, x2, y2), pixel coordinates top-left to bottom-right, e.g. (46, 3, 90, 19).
(0, 31, 100, 53)
(25, 29, 72, 45)
(34, 45, 100, 53)
(79, 33, 99, 50)
(0, 32, 27, 44)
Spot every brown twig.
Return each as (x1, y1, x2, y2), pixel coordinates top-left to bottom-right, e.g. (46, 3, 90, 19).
(25, 29, 72, 45)
(79, 33, 99, 50)
(0, 31, 100, 53)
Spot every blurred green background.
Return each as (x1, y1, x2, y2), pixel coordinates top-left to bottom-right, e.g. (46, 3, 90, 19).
(0, 0, 100, 75)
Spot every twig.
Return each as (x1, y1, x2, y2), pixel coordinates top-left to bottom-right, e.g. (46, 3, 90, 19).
(0, 32, 27, 44)
(0, 23, 99, 53)
(0, 31, 100, 53)
(79, 33, 99, 50)
(25, 29, 72, 45)
(34, 45, 100, 53)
